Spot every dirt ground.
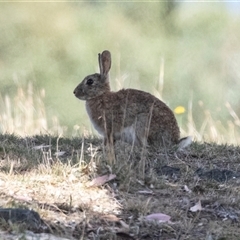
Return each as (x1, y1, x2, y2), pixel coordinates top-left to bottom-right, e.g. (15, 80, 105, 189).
(0, 134, 240, 239)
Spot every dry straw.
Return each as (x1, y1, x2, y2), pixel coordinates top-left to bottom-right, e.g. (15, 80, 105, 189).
(1, 79, 240, 145)
(0, 82, 64, 136)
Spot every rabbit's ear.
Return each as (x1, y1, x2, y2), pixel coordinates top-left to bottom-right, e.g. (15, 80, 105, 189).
(98, 50, 111, 77)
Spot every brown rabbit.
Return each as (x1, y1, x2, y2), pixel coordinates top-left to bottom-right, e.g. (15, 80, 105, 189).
(74, 50, 182, 148)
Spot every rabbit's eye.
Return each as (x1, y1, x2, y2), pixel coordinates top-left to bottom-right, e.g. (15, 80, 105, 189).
(86, 78, 94, 85)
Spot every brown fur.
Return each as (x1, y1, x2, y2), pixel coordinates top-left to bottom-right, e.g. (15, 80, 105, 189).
(74, 50, 180, 147)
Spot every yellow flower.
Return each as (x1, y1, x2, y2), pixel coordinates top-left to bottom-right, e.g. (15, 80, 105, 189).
(174, 106, 185, 114)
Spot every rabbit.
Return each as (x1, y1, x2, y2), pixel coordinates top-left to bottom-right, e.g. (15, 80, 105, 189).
(74, 50, 184, 148)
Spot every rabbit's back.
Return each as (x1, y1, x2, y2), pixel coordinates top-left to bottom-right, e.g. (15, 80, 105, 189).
(86, 88, 180, 147)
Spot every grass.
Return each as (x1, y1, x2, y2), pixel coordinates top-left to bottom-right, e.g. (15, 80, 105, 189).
(1, 134, 240, 239)
(175, 98, 240, 146)
(1, 76, 240, 145)
(0, 82, 65, 136)
(0, 51, 240, 239)
(1, 80, 240, 239)
(1, 3, 240, 239)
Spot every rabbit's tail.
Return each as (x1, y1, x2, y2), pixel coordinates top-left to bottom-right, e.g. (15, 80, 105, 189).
(178, 136, 192, 150)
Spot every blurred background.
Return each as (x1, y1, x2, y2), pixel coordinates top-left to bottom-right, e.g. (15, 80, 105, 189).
(0, 2, 240, 144)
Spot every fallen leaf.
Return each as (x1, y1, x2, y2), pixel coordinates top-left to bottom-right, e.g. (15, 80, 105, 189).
(144, 213, 171, 223)
(184, 185, 192, 193)
(88, 174, 116, 187)
(101, 214, 121, 222)
(190, 200, 202, 212)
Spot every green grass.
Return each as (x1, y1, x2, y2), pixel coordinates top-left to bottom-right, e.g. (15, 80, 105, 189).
(1, 134, 240, 239)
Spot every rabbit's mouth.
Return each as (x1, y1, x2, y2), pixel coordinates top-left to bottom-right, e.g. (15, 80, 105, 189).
(74, 92, 84, 100)
(74, 87, 92, 101)
(73, 87, 84, 100)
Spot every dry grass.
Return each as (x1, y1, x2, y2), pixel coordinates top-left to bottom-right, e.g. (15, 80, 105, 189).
(0, 83, 64, 136)
(179, 99, 240, 145)
(1, 80, 240, 145)
(1, 82, 240, 239)
(1, 134, 240, 239)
